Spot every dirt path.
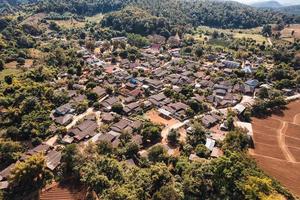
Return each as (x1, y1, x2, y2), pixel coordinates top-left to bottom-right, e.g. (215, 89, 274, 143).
(293, 113, 300, 125)
(66, 108, 94, 130)
(278, 121, 297, 163)
(267, 37, 273, 46)
(249, 149, 287, 162)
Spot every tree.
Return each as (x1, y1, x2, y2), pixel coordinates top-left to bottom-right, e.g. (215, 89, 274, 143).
(124, 142, 139, 158)
(127, 33, 150, 48)
(148, 145, 168, 163)
(61, 144, 81, 177)
(141, 123, 162, 144)
(111, 103, 123, 114)
(0, 59, 4, 71)
(195, 144, 210, 158)
(152, 184, 181, 200)
(194, 46, 204, 58)
(187, 122, 207, 147)
(9, 154, 51, 193)
(97, 141, 113, 155)
(222, 128, 249, 152)
(4, 75, 13, 84)
(262, 25, 272, 37)
(167, 129, 180, 145)
(0, 139, 23, 169)
(6, 126, 20, 140)
(212, 31, 219, 39)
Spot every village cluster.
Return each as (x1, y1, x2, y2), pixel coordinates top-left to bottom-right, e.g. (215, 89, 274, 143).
(1, 34, 299, 188)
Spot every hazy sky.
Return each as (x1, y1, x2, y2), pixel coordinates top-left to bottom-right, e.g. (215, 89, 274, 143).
(234, 0, 300, 6)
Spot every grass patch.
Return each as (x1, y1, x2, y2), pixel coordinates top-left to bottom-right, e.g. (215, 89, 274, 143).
(48, 19, 85, 29)
(0, 68, 22, 81)
(86, 13, 103, 23)
(233, 33, 268, 44)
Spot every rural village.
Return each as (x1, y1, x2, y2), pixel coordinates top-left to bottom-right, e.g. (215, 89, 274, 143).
(1, 1, 300, 199)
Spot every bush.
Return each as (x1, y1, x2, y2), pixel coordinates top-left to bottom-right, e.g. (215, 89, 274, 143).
(195, 144, 210, 158)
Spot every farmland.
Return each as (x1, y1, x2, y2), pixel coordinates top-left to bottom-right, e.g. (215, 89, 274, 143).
(251, 100, 300, 196)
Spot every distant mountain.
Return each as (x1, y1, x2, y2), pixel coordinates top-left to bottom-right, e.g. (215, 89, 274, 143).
(250, 1, 282, 8)
(277, 5, 300, 15)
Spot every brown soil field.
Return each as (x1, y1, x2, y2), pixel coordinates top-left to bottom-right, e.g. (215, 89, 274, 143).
(251, 100, 300, 197)
(288, 147, 300, 162)
(281, 24, 300, 40)
(285, 136, 300, 149)
(145, 110, 179, 127)
(252, 117, 282, 129)
(285, 123, 300, 138)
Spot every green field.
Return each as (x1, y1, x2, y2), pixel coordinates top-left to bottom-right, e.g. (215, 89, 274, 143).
(196, 26, 268, 44)
(0, 68, 22, 81)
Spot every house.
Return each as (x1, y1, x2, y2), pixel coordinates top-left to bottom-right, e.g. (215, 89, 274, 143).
(149, 93, 171, 107)
(54, 103, 74, 116)
(211, 147, 223, 158)
(245, 79, 259, 88)
(46, 150, 62, 171)
(233, 104, 246, 115)
(111, 37, 127, 43)
(158, 108, 172, 119)
(202, 114, 221, 128)
(123, 102, 142, 115)
(144, 79, 163, 90)
(162, 102, 190, 120)
(205, 138, 216, 151)
(111, 118, 133, 133)
(68, 116, 98, 142)
(92, 86, 106, 98)
(222, 60, 241, 68)
(54, 114, 73, 126)
(101, 112, 115, 124)
(100, 97, 119, 111)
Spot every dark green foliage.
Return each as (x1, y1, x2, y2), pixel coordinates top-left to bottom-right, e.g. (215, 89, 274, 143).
(111, 103, 123, 114)
(195, 144, 210, 158)
(148, 145, 168, 163)
(0, 139, 24, 170)
(102, 6, 170, 36)
(186, 122, 207, 147)
(167, 129, 180, 146)
(127, 33, 150, 48)
(141, 122, 162, 144)
(262, 24, 272, 37)
(222, 128, 249, 152)
(152, 184, 182, 200)
(0, 59, 4, 71)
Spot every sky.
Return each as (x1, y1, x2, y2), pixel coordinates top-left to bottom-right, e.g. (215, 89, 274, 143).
(233, 0, 300, 6)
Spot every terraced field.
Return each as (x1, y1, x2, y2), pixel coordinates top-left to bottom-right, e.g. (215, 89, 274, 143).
(250, 100, 300, 196)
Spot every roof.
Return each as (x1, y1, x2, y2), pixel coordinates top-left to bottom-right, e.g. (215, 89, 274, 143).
(235, 121, 253, 136)
(158, 108, 171, 117)
(0, 181, 9, 190)
(46, 150, 62, 171)
(205, 138, 216, 151)
(92, 86, 106, 97)
(211, 147, 223, 158)
(234, 104, 246, 114)
(0, 164, 15, 180)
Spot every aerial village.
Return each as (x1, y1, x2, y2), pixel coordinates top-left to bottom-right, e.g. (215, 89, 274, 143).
(0, 32, 299, 191)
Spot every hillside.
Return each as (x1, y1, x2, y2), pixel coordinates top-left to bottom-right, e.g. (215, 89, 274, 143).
(250, 1, 282, 8)
(31, 0, 299, 29)
(277, 5, 300, 16)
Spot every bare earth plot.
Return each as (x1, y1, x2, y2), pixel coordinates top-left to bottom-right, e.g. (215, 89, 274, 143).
(250, 100, 300, 197)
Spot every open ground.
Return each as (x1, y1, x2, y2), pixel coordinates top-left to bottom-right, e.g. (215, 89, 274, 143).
(250, 100, 300, 196)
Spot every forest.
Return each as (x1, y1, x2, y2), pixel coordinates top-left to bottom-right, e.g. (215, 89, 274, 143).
(2, 0, 299, 29)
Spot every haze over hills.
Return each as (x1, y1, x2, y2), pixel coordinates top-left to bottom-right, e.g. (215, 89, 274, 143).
(233, 0, 299, 6)
(250, 1, 282, 8)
